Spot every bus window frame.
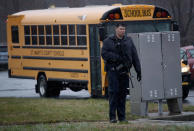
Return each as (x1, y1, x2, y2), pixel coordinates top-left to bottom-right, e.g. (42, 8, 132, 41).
(68, 24, 76, 46)
(24, 25, 31, 45)
(53, 25, 60, 46)
(22, 24, 88, 48)
(45, 25, 52, 46)
(38, 25, 45, 46)
(77, 24, 87, 46)
(31, 25, 38, 45)
(11, 25, 20, 44)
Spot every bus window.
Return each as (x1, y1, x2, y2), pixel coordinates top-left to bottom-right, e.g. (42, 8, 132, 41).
(53, 25, 60, 45)
(31, 25, 37, 45)
(38, 25, 45, 45)
(11, 26, 19, 43)
(69, 25, 76, 46)
(46, 25, 52, 45)
(77, 25, 87, 46)
(61, 25, 67, 46)
(24, 26, 30, 45)
(126, 21, 170, 33)
(105, 21, 171, 36)
(153, 22, 170, 32)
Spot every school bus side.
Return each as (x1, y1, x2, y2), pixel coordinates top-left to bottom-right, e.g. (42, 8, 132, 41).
(7, 15, 96, 97)
(7, 5, 120, 98)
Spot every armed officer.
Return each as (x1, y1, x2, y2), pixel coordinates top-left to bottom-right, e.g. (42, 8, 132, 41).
(101, 23, 141, 123)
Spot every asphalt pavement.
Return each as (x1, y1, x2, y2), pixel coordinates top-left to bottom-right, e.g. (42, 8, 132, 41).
(0, 70, 90, 98)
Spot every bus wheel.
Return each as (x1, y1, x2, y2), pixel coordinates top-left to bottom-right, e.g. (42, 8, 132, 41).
(37, 74, 50, 97)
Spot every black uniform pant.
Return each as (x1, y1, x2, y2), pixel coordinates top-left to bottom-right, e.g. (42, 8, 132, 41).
(107, 70, 129, 121)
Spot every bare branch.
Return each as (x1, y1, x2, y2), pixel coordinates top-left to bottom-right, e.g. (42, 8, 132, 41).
(182, 0, 194, 37)
(170, 0, 177, 19)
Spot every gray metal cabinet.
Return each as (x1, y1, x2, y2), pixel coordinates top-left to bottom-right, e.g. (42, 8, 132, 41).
(128, 32, 182, 116)
(139, 33, 164, 101)
(162, 32, 182, 99)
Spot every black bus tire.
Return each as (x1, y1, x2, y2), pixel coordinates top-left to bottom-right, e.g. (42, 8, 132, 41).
(37, 74, 50, 97)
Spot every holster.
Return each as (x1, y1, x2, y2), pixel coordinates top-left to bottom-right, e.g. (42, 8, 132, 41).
(115, 63, 129, 75)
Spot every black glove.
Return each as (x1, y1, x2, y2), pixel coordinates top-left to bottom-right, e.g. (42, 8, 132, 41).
(137, 73, 141, 81)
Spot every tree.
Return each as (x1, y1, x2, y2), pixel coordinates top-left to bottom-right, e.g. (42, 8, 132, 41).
(169, 0, 194, 45)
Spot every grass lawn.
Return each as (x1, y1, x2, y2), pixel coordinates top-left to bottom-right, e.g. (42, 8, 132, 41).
(0, 98, 194, 130)
(0, 98, 142, 125)
(1, 122, 194, 131)
(0, 98, 109, 125)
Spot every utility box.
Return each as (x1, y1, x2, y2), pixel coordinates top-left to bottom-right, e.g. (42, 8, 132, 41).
(128, 32, 182, 116)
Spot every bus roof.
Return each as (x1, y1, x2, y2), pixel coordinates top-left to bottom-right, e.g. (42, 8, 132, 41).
(10, 4, 159, 25)
(11, 5, 118, 25)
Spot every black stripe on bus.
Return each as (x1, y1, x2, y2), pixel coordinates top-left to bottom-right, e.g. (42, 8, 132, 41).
(22, 46, 87, 50)
(13, 46, 20, 48)
(9, 75, 34, 80)
(23, 56, 88, 61)
(23, 67, 88, 73)
(11, 56, 21, 59)
(48, 78, 88, 83)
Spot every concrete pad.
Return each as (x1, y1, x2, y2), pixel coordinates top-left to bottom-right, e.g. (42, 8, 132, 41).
(148, 112, 194, 121)
(127, 112, 194, 127)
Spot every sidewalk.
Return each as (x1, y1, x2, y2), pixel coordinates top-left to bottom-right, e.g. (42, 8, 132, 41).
(131, 112, 194, 127)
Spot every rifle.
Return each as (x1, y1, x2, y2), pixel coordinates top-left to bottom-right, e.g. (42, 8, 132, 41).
(115, 41, 131, 73)
(115, 41, 135, 88)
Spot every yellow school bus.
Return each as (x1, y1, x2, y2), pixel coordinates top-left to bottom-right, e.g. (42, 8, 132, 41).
(7, 4, 175, 97)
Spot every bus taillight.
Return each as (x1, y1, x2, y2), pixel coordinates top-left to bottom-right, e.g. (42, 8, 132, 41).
(155, 11, 168, 18)
(109, 14, 114, 20)
(108, 13, 121, 20)
(161, 11, 167, 17)
(156, 12, 162, 18)
(153, 7, 171, 18)
(114, 13, 120, 19)
(101, 7, 123, 21)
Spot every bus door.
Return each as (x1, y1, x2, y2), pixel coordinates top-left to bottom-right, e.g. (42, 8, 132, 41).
(89, 25, 102, 97)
